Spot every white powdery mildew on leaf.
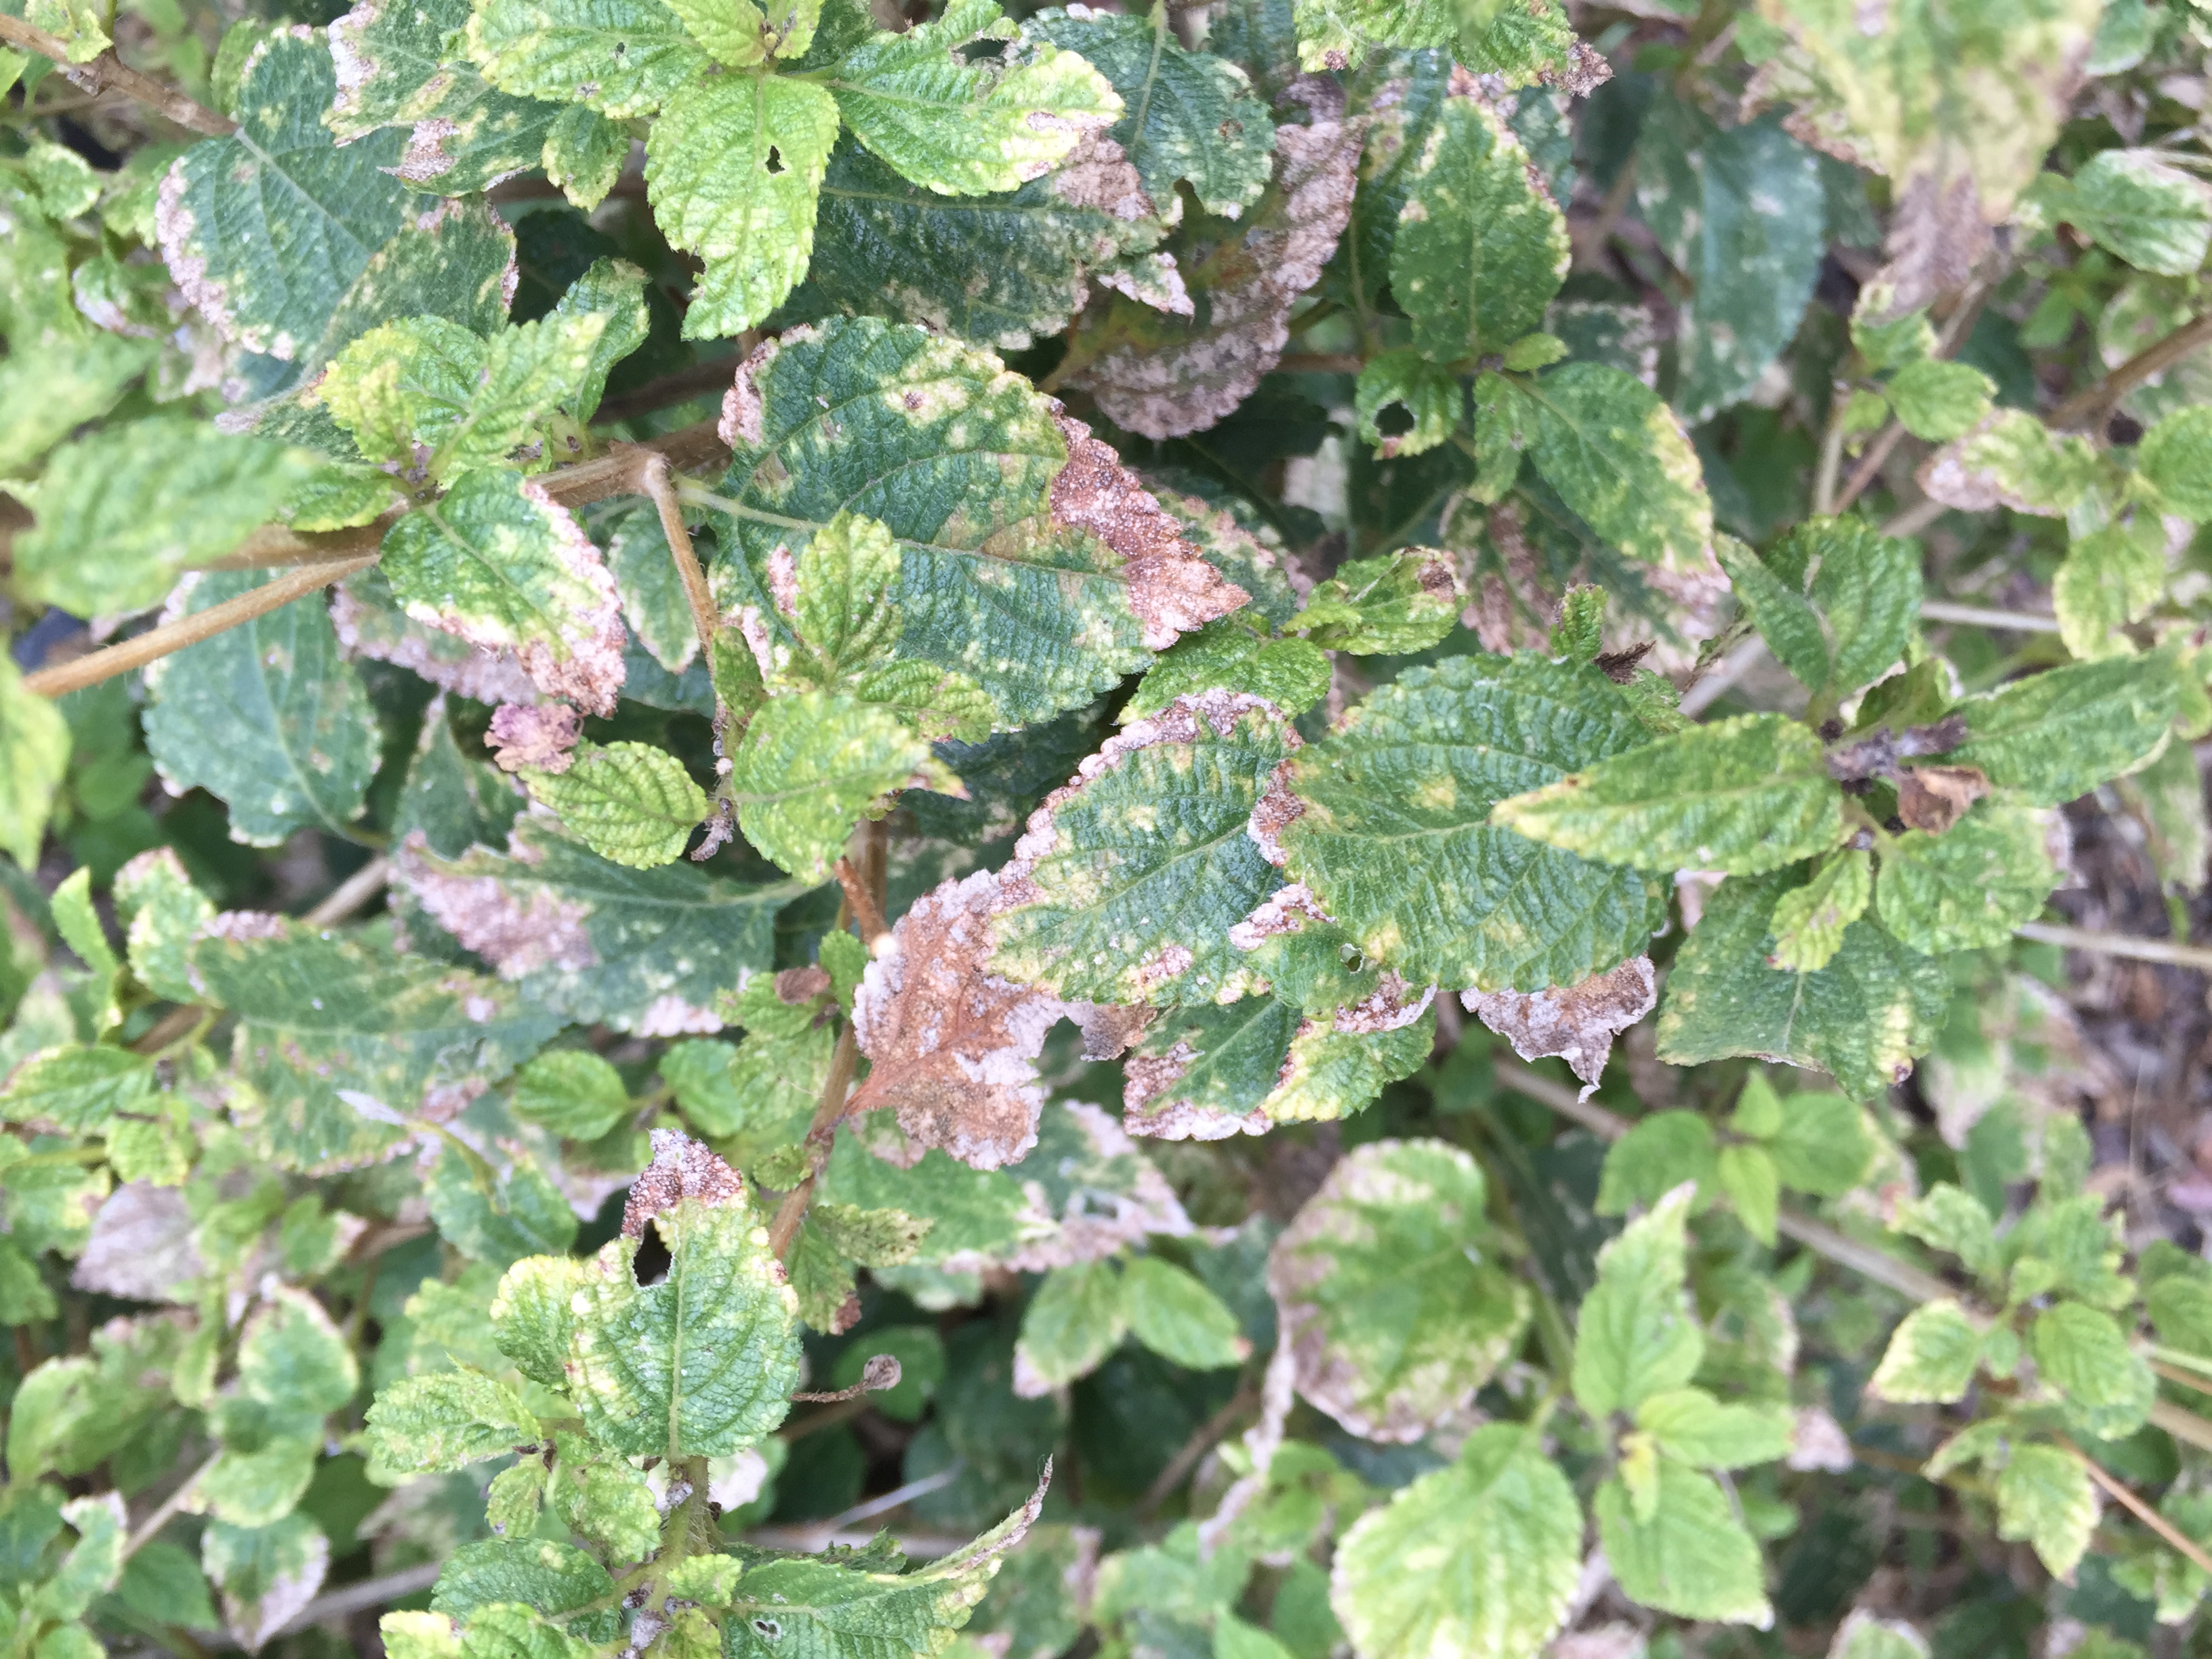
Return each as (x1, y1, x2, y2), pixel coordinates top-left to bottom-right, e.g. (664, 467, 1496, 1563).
(1228, 880, 1333, 950)
(395, 823, 598, 975)
(1333, 970, 1435, 1034)
(331, 578, 543, 707)
(1003, 1099, 1194, 1269)
(1046, 413, 1248, 648)
(623, 1126, 747, 1237)
(152, 160, 235, 346)
(510, 477, 626, 714)
(1121, 1038, 1274, 1140)
(1462, 954, 1656, 1098)
(72, 1183, 203, 1303)
(1073, 77, 1367, 438)
(852, 869, 1071, 1170)
(717, 329, 790, 449)
(487, 701, 581, 773)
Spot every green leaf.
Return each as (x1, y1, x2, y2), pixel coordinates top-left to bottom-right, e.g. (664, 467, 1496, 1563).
(1656, 868, 1951, 1098)
(0, 335, 151, 478)
(1763, 1090, 1877, 1195)
(644, 74, 841, 337)
(1015, 1261, 1128, 1389)
(825, 0, 1122, 197)
(707, 319, 1237, 725)
(1389, 94, 1568, 363)
(2062, 148, 2212, 276)
(1025, 6, 1277, 218)
(142, 572, 382, 846)
(1894, 1184, 2001, 1281)
(1278, 653, 1666, 991)
(1635, 99, 1824, 423)
(398, 815, 794, 1033)
(1331, 1424, 1584, 1659)
(1122, 621, 1332, 724)
(1596, 1112, 1717, 1216)
(0, 657, 68, 871)
(565, 1132, 800, 1456)
(511, 1049, 631, 1140)
(327, 0, 564, 194)
(431, 1538, 615, 1623)
(542, 104, 629, 209)
(2054, 520, 2165, 661)
(2030, 1302, 2154, 1439)
(190, 917, 562, 1172)
(1634, 1388, 1795, 1469)
(1767, 849, 1872, 973)
(203, 1514, 330, 1650)
(1943, 655, 2182, 806)
(24, 0, 108, 61)
(1288, 547, 1462, 655)
(1595, 1458, 1771, 1626)
(1868, 1298, 1984, 1404)
(1729, 516, 1921, 702)
(1492, 714, 1845, 878)
(726, 690, 936, 881)
(157, 32, 411, 361)
(115, 847, 216, 1004)
(364, 1371, 541, 1478)
(1718, 538, 1830, 691)
(1874, 800, 2057, 954)
(1122, 1256, 1248, 1371)
(464, 0, 709, 117)
(723, 1473, 1048, 1659)
(1715, 1143, 1780, 1246)
(1270, 1140, 1530, 1440)
(1920, 409, 2100, 517)
(659, 0, 768, 64)
(14, 418, 314, 619)
(1885, 358, 1996, 443)
(426, 1143, 580, 1265)
(992, 692, 1298, 1006)
(2135, 406, 2212, 520)
(1572, 1184, 1703, 1421)
(380, 467, 626, 714)
(1516, 363, 1714, 577)
(1994, 1441, 2097, 1579)
(1354, 349, 1464, 458)
(523, 741, 707, 868)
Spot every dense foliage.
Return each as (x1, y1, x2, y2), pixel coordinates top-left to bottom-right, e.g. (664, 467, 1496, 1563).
(7, 0, 2212, 1653)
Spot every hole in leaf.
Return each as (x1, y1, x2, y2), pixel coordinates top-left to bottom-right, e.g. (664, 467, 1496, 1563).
(632, 1221, 672, 1286)
(753, 1619, 782, 1641)
(765, 145, 785, 175)
(1375, 402, 1416, 438)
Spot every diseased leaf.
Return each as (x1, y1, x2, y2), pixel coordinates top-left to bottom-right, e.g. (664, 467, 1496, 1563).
(1993, 1441, 2098, 1580)
(1353, 348, 1464, 458)
(1288, 546, 1462, 655)
(379, 467, 627, 715)
(523, 741, 707, 869)
(464, 0, 708, 118)
(2054, 520, 2165, 661)
(994, 691, 1299, 1006)
(1122, 622, 1332, 724)
(1874, 800, 2057, 954)
(1276, 654, 1668, 991)
(853, 868, 1068, 1170)
(143, 574, 383, 847)
(1918, 410, 2100, 516)
(1514, 362, 1716, 577)
(1268, 1140, 1529, 1441)
(1942, 655, 2182, 806)
(2055, 148, 2212, 276)
(364, 1372, 541, 1478)
(725, 691, 938, 881)
(1389, 93, 1568, 363)
(1492, 715, 1845, 878)
(2135, 406, 2212, 520)
(1331, 1424, 1584, 1659)
(0, 657, 69, 871)
(1767, 850, 1872, 972)
(1595, 1458, 1771, 1626)
(1868, 1299, 1984, 1404)
(1462, 956, 1655, 1097)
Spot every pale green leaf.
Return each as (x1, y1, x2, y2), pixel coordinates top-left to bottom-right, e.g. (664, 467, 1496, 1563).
(644, 74, 841, 337)
(1122, 1256, 1248, 1371)
(1517, 362, 1714, 575)
(1390, 94, 1568, 363)
(1595, 1459, 1771, 1626)
(1122, 621, 1332, 724)
(1331, 1424, 1584, 1659)
(142, 572, 382, 846)
(1767, 849, 1872, 973)
(1868, 1298, 1984, 1404)
(2054, 520, 2165, 661)
(1874, 800, 2057, 954)
(1633, 1387, 1794, 1469)
(1288, 547, 1462, 655)
(825, 0, 1122, 197)
(1655, 868, 1951, 1098)
(1943, 655, 2182, 806)
(524, 741, 708, 869)
(0, 657, 68, 870)
(14, 419, 315, 617)
(1355, 349, 1465, 458)
(464, 0, 709, 117)
(2135, 405, 2212, 520)
(542, 104, 629, 209)
(1994, 1441, 2097, 1579)
(1894, 1184, 2001, 1280)
(512, 1049, 631, 1140)
(726, 690, 936, 882)
(1278, 654, 1667, 991)
(1715, 1143, 1780, 1246)
(992, 692, 1299, 1006)
(1491, 715, 1845, 877)
(1596, 1112, 1717, 1216)
(2064, 148, 2212, 276)
(2030, 1301, 2154, 1439)
(364, 1371, 541, 1477)
(202, 1514, 330, 1650)
(1763, 1089, 1877, 1195)
(1015, 1261, 1127, 1389)
(0, 335, 152, 478)
(1886, 358, 1996, 443)
(1572, 1185, 1703, 1421)
(0, 1046, 155, 1134)
(1270, 1140, 1529, 1440)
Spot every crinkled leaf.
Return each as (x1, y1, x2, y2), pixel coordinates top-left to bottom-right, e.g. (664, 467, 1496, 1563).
(1942, 655, 2182, 806)
(1868, 1298, 1984, 1404)
(1514, 363, 1715, 575)
(726, 691, 935, 882)
(1993, 1441, 2097, 1580)
(1767, 849, 1872, 973)
(364, 1371, 541, 1478)
(1874, 800, 2057, 954)
(464, 0, 708, 117)
(1572, 1185, 1702, 1420)
(1886, 358, 1996, 443)
(1288, 546, 1461, 655)
(2030, 1301, 2154, 1439)
(1595, 1459, 1771, 1626)
(1353, 348, 1464, 457)
(524, 741, 707, 869)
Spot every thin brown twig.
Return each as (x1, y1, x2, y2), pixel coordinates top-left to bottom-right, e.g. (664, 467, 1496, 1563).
(1132, 1382, 1260, 1520)
(25, 554, 377, 699)
(634, 451, 721, 657)
(302, 855, 391, 928)
(1832, 284, 1989, 515)
(2049, 309, 2212, 431)
(2016, 920, 2212, 974)
(0, 14, 234, 134)
(766, 1021, 860, 1260)
(123, 1448, 222, 1559)
(2061, 1437, 2212, 1576)
(832, 858, 889, 945)
(129, 1003, 206, 1055)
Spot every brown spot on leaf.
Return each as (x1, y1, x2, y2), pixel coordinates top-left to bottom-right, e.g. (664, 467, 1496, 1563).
(1246, 757, 1305, 869)
(622, 1128, 746, 1239)
(1072, 1002, 1152, 1061)
(775, 966, 832, 1004)
(1895, 764, 1990, 834)
(487, 701, 582, 774)
(332, 581, 543, 707)
(1462, 956, 1656, 1097)
(850, 869, 1069, 1170)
